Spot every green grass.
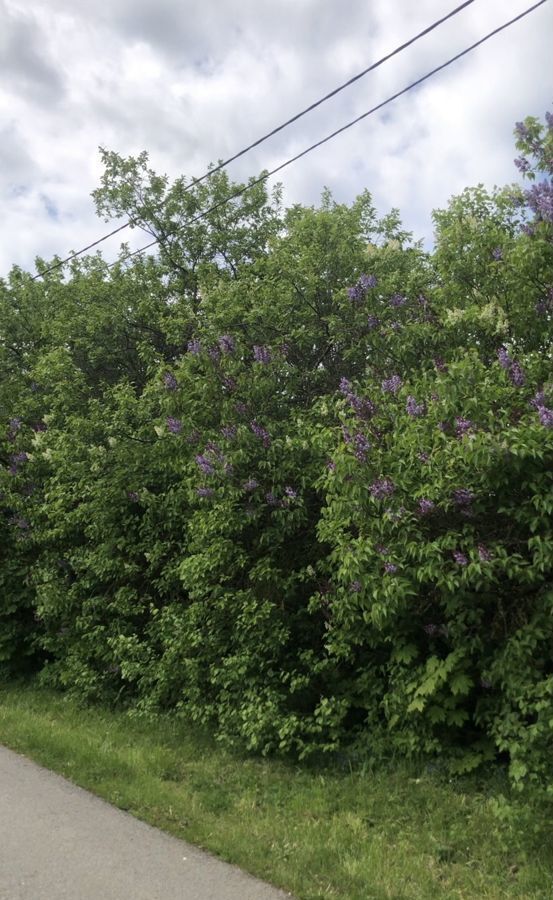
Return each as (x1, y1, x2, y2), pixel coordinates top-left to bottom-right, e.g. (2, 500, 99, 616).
(0, 683, 551, 899)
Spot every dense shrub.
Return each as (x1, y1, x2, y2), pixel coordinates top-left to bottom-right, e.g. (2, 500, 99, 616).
(1, 112, 552, 790)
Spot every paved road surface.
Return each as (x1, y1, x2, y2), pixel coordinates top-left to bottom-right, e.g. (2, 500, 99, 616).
(0, 745, 292, 899)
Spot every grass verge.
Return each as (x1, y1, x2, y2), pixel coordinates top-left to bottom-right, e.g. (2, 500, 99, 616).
(0, 682, 552, 899)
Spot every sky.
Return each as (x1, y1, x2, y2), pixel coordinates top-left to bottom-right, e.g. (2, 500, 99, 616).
(0, 0, 551, 276)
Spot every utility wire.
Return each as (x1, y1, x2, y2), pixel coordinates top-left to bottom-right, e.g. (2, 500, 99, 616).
(32, 0, 476, 279)
(109, 0, 548, 271)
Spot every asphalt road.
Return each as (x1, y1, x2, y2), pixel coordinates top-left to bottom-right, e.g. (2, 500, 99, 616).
(0, 745, 292, 900)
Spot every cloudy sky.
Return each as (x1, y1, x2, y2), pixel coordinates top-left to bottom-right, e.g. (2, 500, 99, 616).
(0, 0, 551, 275)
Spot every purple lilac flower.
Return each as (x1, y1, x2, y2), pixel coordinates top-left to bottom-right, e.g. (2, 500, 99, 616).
(370, 478, 395, 500)
(284, 486, 297, 500)
(418, 451, 430, 463)
(360, 274, 377, 290)
(515, 121, 530, 141)
(406, 396, 425, 417)
(381, 375, 402, 394)
(389, 293, 406, 308)
(243, 479, 259, 492)
(250, 420, 271, 448)
(538, 406, 553, 427)
(195, 454, 216, 475)
(498, 346, 511, 369)
(339, 378, 376, 420)
(221, 425, 237, 440)
(8, 417, 22, 438)
(418, 498, 435, 515)
(492, 247, 503, 261)
(279, 342, 290, 358)
(376, 545, 389, 556)
(455, 417, 473, 437)
(222, 376, 237, 393)
(167, 417, 182, 434)
(452, 488, 474, 507)
(509, 361, 525, 386)
(390, 321, 402, 331)
(531, 390, 546, 409)
(384, 562, 397, 575)
(265, 492, 281, 507)
(127, 491, 140, 502)
(208, 346, 221, 362)
(196, 487, 215, 498)
(353, 433, 371, 462)
(218, 334, 235, 354)
(187, 339, 201, 354)
(253, 345, 271, 364)
(433, 358, 447, 372)
(163, 372, 178, 390)
(347, 274, 376, 303)
(478, 544, 493, 562)
(366, 315, 380, 330)
(350, 580, 362, 593)
(453, 551, 468, 566)
(514, 156, 531, 174)
(326, 459, 336, 472)
(525, 181, 553, 224)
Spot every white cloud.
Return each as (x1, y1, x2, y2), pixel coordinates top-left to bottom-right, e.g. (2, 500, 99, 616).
(0, 0, 550, 274)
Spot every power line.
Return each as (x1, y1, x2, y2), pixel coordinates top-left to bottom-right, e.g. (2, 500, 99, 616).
(32, 0, 477, 280)
(108, 0, 548, 272)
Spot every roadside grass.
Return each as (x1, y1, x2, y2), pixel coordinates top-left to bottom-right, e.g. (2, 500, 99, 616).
(0, 683, 552, 900)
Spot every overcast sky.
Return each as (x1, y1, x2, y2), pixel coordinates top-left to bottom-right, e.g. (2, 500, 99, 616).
(0, 0, 551, 276)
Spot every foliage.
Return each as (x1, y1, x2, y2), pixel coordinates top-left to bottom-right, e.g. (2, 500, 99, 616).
(1, 112, 552, 792)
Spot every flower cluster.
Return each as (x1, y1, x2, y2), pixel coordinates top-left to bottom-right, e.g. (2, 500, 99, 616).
(353, 432, 371, 462)
(250, 420, 271, 447)
(453, 550, 468, 566)
(478, 544, 493, 562)
(381, 375, 402, 394)
(243, 478, 259, 492)
(497, 347, 525, 385)
(187, 339, 201, 354)
(418, 498, 435, 516)
(452, 488, 474, 508)
(369, 478, 395, 500)
(366, 314, 379, 330)
(163, 372, 178, 390)
(406, 396, 425, 417)
(166, 417, 182, 434)
(218, 334, 235, 354)
(8, 451, 28, 475)
(253, 345, 271, 364)
(220, 425, 237, 440)
(455, 417, 473, 437)
(347, 274, 377, 303)
(196, 486, 215, 498)
(7, 417, 22, 441)
(339, 378, 376, 420)
(389, 293, 406, 308)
